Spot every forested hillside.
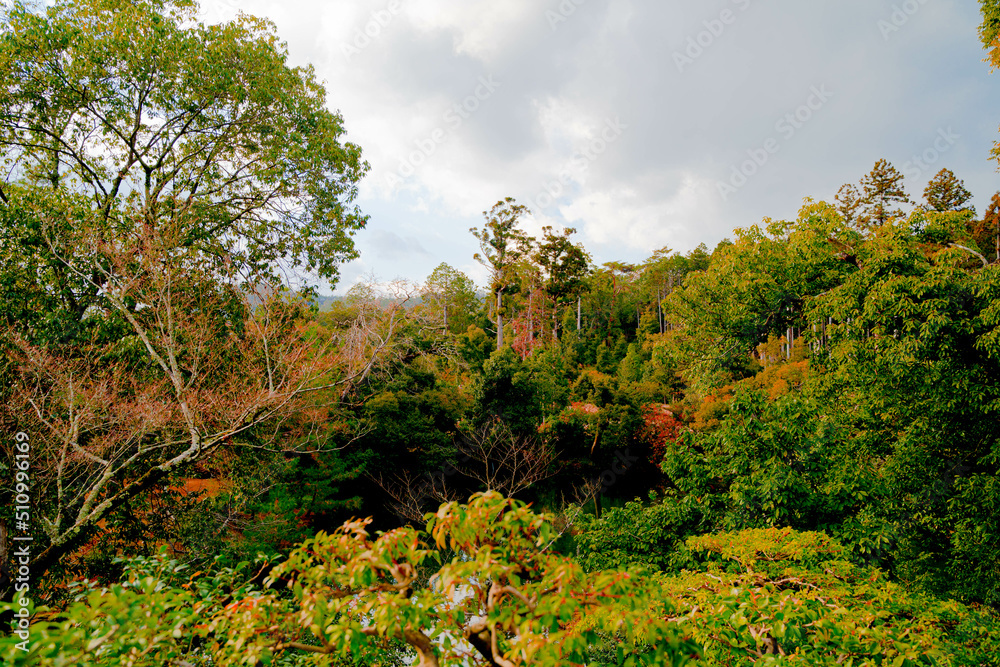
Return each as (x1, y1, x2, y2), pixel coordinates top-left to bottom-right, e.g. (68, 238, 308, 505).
(3, 0, 1000, 665)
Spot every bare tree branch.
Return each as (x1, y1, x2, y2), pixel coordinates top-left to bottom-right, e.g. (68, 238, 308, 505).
(455, 420, 560, 498)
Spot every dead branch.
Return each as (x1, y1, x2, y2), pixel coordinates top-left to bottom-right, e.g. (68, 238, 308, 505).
(454, 420, 560, 498)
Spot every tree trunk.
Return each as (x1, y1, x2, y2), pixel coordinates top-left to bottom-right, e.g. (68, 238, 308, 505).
(496, 291, 503, 350)
(553, 298, 560, 342)
(0, 456, 175, 607)
(528, 291, 534, 347)
(657, 287, 663, 334)
(576, 295, 581, 331)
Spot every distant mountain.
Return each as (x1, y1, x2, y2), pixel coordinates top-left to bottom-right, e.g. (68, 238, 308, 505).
(313, 294, 346, 311)
(311, 294, 427, 311)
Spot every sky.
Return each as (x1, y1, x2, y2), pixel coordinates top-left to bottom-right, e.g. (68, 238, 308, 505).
(198, 0, 1000, 294)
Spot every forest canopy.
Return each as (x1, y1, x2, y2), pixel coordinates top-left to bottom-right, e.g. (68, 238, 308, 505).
(2, 0, 1000, 665)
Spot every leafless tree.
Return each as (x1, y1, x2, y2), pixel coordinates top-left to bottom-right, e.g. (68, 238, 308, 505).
(454, 419, 560, 498)
(1, 224, 403, 597)
(371, 470, 464, 524)
(371, 420, 560, 524)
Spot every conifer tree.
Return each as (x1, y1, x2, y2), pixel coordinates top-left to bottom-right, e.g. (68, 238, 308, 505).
(858, 159, 912, 230)
(835, 183, 863, 225)
(923, 168, 974, 213)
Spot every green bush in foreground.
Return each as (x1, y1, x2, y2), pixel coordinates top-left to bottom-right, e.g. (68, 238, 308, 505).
(4, 498, 999, 666)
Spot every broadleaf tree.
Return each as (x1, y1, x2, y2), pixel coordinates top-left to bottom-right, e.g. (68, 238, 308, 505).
(534, 225, 591, 337)
(0, 0, 372, 599)
(470, 197, 532, 350)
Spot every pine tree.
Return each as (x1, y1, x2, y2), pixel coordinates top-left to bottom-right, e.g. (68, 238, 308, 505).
(923, 168, 974, 213)
(858, 159, 912, 230)
(835, 183, 863, 225)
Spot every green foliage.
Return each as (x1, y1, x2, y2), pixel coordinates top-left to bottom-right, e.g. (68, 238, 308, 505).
(982, 0, 1000, 51)
(0, 0, 368, 282)
(923, 168, 974, 214)
(4, 494, 701, 666)
(222, 451, 369, 564)
(472, 346, 550, 434)
(664, 528, 1000, 665)
(663, 387, 861, 532)
(618, 342, 646, 383)
(8, 500, 1000, 666)
(0, 551, 259, 666)
(535, 225, 591, 306)
(664, 201, 857, 393)
(422, 262, 480, 334)
(973, 192, 1000, 263)
(806, 232, 1000, 600)
(595, 340, 615, 373)
(858, 159, 913, 230)
(359, 365, 465, 474)
(912, 209, 978, 248)
(686, 526, 845, 571)
(456, 324, 493, 372)
(0, 0, 372, 597)
(576, 493, 709, 572)
(470, 198, 533, 349)
(6, 6, 1000, 652)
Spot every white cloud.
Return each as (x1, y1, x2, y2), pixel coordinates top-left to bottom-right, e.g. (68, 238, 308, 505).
(194, 0, 1000, 293)
(403, 0, 537, 61)
(560, 172, 721, 254)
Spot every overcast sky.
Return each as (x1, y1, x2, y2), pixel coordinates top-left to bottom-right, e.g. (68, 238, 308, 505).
(200, 0, 1000, 294)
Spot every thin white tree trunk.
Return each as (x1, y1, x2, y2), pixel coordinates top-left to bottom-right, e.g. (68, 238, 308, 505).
(496, 291, 503, 350)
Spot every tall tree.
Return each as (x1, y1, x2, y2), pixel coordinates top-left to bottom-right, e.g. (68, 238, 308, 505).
(974, 192, 1000, 263)
(834, 183, 863, 226)
(0, 0, 368, 284)
(422, 263, 479, 334)
(980, 1, 1000, 162)
(0, 0, 371, 598)
(470, 198, 531, 350)
(810, 223, 1000, 604)
(534, 226, 591, 337)
(639, 247, 699, 335)
(923, 168, 974, 213)
(858, 159, 911, 231)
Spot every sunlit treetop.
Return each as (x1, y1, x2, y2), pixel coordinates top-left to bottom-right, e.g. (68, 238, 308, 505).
(0, 0, 369, 285)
